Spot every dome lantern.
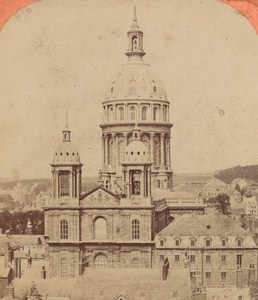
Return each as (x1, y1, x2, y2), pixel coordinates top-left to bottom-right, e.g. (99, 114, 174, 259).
(125, 6, 146, 60)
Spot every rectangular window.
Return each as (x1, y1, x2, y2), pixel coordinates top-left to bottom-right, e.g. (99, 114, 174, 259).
(206, 255, 211, 263)
(59, 171, 70, 196)
(175, 239, 180, 246)
(160, 240, 164, 247)
(175, 255, 180, 262)
(222, 240, 226, 246)
(190, 255, 195, 262)
(206, 240, 211, 247)
(221, 272, 227, 279)
(237, 255, 242, 268)
(221, 255, 226, 263)
(205, 272, 211, 279)
(237, 239, 242, 247)
(190, 240, 195, 246)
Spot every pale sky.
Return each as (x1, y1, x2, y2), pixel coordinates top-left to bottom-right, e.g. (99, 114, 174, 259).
(0, 0, 258, 179)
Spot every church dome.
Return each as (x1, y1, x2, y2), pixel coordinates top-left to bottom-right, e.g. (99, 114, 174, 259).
(52, 128, 81, 165)
(53, 142, 81, 165)
(105, 60, 167, 101)
(124, 137, 150, 164)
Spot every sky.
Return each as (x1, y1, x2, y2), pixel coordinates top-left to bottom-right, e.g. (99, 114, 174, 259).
(0, 0, 258, 179)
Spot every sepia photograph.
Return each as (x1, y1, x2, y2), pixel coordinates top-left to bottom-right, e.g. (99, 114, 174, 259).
(0, 0, 258, 299)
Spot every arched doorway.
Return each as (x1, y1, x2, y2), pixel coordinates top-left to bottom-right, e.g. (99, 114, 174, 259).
(60, 259, 69, 278)
(94, 254, 108, 268)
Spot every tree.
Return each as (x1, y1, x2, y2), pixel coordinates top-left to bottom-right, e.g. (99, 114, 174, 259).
(214, 193, 231, 216)
(0, 210, 11, 232)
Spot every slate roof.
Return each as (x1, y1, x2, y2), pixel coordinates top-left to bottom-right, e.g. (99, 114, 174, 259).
(157, 214, 251, 237)
(13, 268, 191, 300)
(203, 177, 227, 187)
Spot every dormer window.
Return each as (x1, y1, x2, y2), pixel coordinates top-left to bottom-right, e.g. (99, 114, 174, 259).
(220, 237, 228, 247)
(175, 238, 181, 246)
(205, 238, 212, 247)
(159, 238, 166, 247)
(236, 237, 243, 247)
(190, 237, 197, 247)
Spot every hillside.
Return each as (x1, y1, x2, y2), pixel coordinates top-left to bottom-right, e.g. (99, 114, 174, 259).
(215, 165, 258, 184)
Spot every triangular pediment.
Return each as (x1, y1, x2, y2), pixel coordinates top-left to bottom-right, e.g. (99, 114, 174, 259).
(80, 185, 120, 207)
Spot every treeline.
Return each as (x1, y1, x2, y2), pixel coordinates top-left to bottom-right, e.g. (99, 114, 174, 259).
(215, 165, 258, 184)
(0, 210, 44, 234)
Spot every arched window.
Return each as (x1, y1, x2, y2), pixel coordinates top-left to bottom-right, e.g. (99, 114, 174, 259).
(94, 254, 108, 268)
(94, 217, 108, 240)
(132, 36, 138, 51)
(132, 219, 140, 239)
(130, 107, 136, 120)
(119, 107, 124, 121)
(59, 171, 69, 197)
(153, 107, 158, 121)
(142, 106, 147, 121)
(157, 180, 161, 188)
(60, 259, 69, 278)
(60, 220, 68, 239)
(132, 258, 140, 268)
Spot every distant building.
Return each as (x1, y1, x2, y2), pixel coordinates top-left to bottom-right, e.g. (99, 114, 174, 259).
(203, 177, 229, 198)
(154, 214, 258, 289)
(153, 190, 206, 220)
(244, 196, 258, 216)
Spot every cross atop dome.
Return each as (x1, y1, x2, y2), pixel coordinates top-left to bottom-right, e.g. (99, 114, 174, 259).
(131, 5, 139, 30)
(125, 6, 146, 60)
(63, 111, 71, 142)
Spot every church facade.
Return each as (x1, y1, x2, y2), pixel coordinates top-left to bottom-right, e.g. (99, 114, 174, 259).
(44, 8, 172, 279)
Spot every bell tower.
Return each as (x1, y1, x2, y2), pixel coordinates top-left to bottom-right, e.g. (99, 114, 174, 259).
(51, 122, 82, 202)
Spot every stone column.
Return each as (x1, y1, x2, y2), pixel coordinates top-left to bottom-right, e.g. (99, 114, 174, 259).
(102, 135, 105, 168)
(69, 168, 73, 198)
(115, 134, 119, 170)
(167, 134, 171, 169)
(160, 134, 165, 168)
(104, 134, 108, 167)
(76, 168, 80, 198)
(56, 171, 59, 198)
(140, 168, 144, 198)
(150, 133, 154, 164)
(52, 169, 55, 199)
(110, 133, 115, 168)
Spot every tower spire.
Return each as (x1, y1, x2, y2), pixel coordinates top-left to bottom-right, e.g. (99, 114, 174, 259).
(132, 5, 139, 29)
(65, 111, 69, 129)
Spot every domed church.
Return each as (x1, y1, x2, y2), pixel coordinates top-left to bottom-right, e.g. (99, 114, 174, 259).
(100, 6, 173, 192)
(44, 7, 171, 278)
